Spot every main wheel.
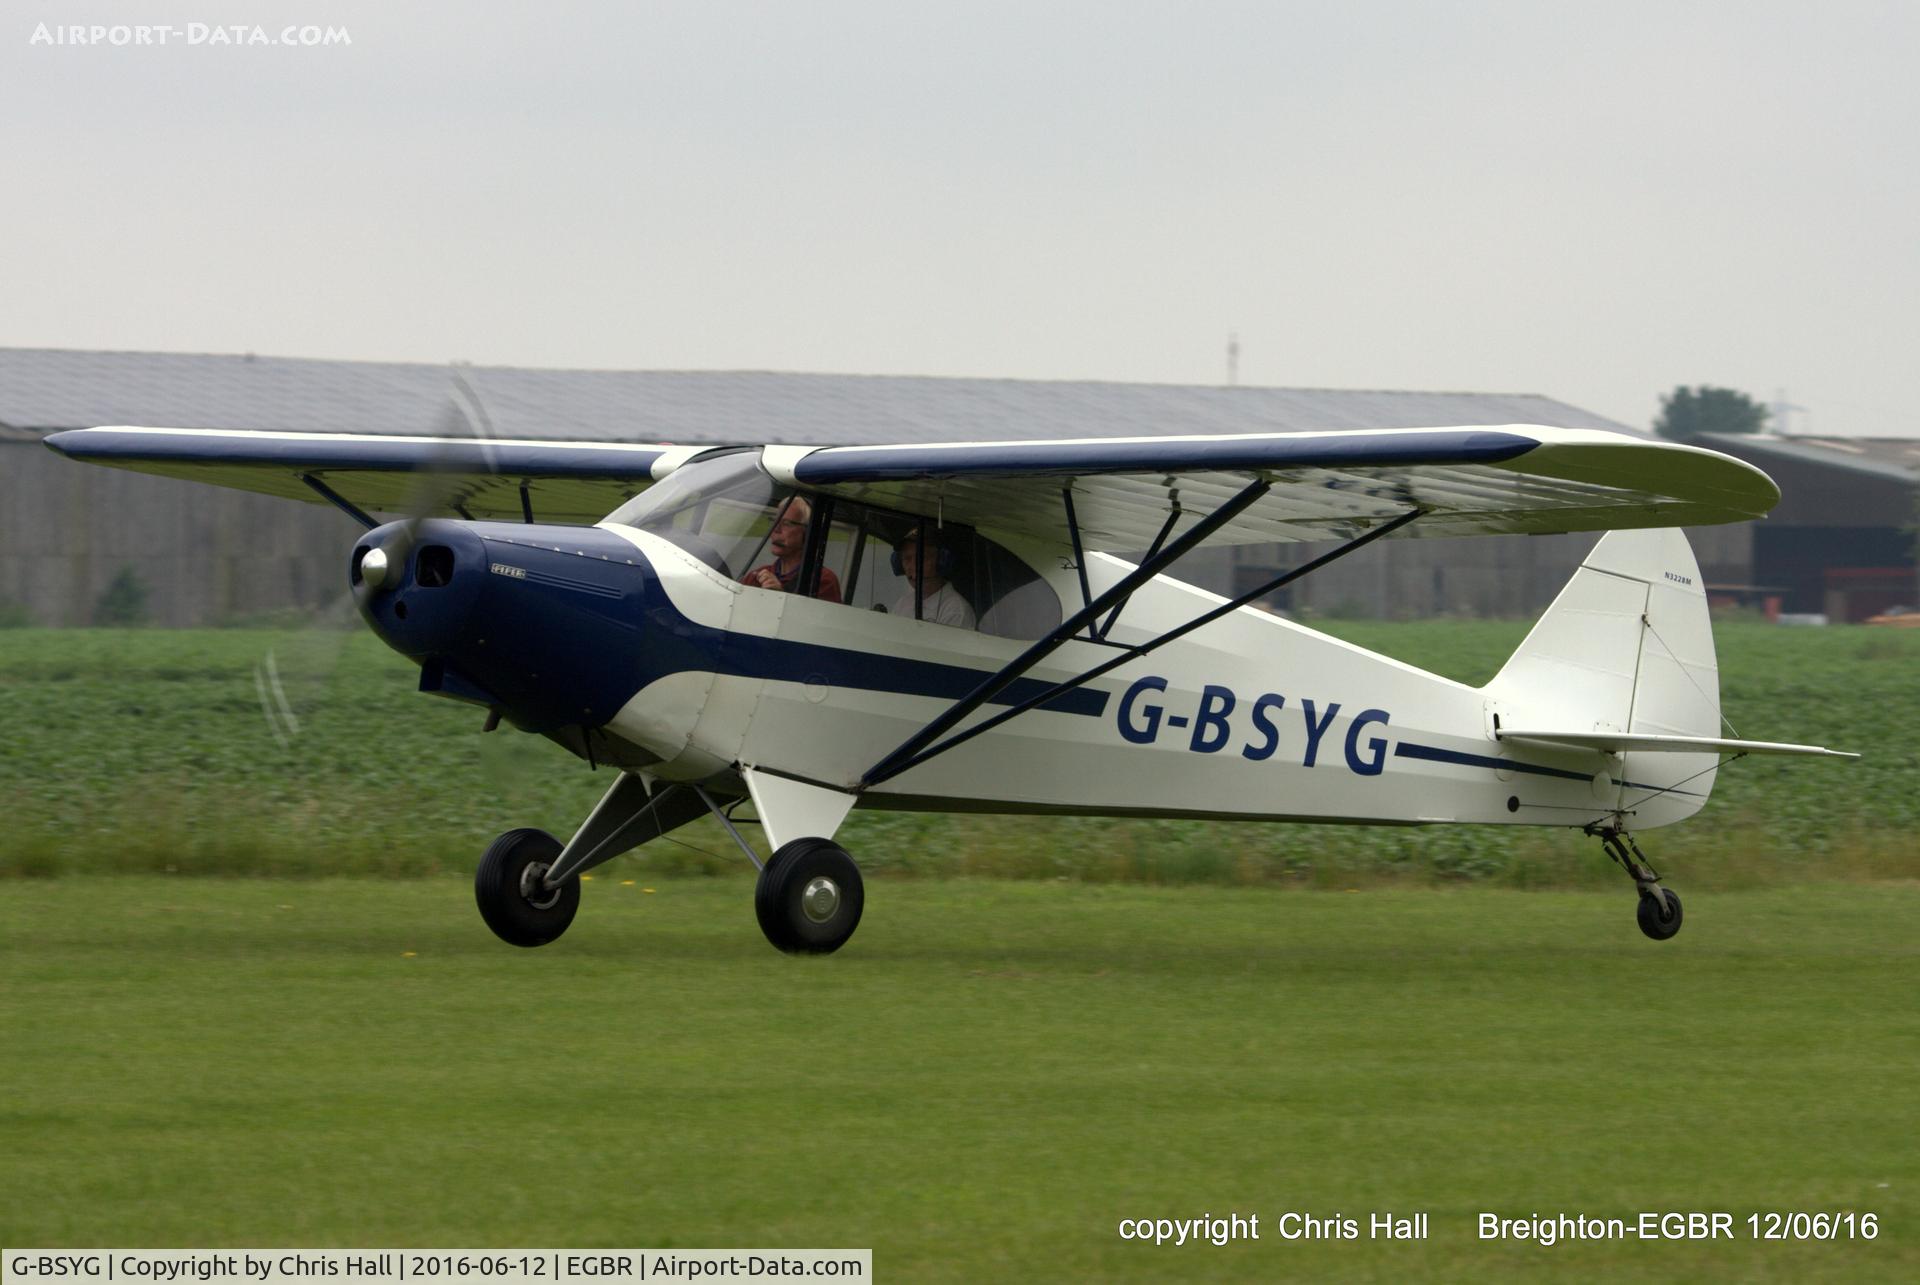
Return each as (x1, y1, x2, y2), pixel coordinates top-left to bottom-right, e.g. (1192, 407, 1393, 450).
(475, 827, 579, 947)
(1636, 886, 1683, 941)
(755, 837, 864, 955)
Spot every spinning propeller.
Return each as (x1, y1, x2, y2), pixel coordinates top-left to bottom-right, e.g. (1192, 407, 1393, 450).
(251, 365, 503, 750)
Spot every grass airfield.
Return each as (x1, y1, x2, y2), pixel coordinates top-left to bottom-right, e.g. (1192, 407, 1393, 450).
(2, 876, 1913, 1280)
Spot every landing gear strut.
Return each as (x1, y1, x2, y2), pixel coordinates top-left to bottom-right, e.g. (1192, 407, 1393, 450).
(1589, 825, 1683, 941)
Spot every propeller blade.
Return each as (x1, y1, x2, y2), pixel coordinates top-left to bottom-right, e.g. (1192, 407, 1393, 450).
(250, 363, 509, 750)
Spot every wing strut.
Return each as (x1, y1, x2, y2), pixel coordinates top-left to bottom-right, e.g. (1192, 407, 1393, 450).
(1060, 487, 1182, 643)
(860, 485, 1421, 788)
(1096, 507, 1182, 641)
(862, 476, 1272, 786)
(298, 473, 377, 530)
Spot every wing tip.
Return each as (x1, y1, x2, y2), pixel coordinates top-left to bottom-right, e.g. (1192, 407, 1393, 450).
(41, 427, 96, 458)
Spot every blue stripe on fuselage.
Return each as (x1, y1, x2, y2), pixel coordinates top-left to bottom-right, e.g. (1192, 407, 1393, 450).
(708, 627, 1110, 716)
(475, 529, 1109, 718)
(1393, 740, 1700, 796)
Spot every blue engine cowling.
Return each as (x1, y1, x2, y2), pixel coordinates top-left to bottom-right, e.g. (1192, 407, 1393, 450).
(350, 519, 715, 736)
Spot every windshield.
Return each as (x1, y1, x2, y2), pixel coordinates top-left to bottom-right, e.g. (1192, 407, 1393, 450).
(603, 452, 791, 579)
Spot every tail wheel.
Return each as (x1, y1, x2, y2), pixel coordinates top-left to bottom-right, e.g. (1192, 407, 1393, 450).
(1636, 886, 1683, 941)
(475, 827, 580, 947)
(755, 837, 864, 955)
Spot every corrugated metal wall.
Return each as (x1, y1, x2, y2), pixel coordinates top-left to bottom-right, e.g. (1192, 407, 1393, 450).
(1, 441, 357, 625)
(1203, 532, 1596, 619)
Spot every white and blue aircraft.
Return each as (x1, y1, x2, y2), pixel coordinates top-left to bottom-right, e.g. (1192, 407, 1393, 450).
(47, 422, 1856, 953)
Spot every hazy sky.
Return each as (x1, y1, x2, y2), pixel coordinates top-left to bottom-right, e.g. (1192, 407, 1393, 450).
(4, 1, 1915, 435)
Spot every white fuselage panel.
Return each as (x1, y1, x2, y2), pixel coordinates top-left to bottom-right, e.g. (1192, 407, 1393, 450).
(599, 529, 1706, 830)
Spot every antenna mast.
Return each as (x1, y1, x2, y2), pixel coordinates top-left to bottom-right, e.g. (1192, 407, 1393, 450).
(1770, 388, 1807, 436)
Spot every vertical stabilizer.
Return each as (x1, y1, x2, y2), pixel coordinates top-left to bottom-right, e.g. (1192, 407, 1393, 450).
(1486, 528, 1720, 824)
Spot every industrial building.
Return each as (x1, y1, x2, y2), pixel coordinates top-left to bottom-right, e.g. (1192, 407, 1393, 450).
(1690, 433, 1919, 621)
(2, 348, 1912, 626)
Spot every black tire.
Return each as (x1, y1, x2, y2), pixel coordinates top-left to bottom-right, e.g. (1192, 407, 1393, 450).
(1636, 886, 1683, 941)
(474, 827, 580, 947)
(754, 837, 864, 955)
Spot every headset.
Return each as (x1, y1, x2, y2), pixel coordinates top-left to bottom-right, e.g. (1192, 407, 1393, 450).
(891, 532, 956, 578)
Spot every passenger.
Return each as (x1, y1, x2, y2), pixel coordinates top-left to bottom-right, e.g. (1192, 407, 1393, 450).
(891, 530, 976, 629)
(742, 496, 842, 602)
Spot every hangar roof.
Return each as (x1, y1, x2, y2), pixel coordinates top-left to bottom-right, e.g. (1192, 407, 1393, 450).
(0, 347, 1639, 445)
(1697, 432, 1920, 485)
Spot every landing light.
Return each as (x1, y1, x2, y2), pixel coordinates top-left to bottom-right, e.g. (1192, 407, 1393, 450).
(360, 546, 390, 589)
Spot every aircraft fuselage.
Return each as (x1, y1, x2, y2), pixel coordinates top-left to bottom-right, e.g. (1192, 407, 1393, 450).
(352, 517, 1706, 833)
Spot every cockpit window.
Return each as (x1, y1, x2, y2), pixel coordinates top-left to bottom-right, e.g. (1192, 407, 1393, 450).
(603, 452, 791, 580)
(606, 454, 1062, 635)
(812, 497, 1063, 639)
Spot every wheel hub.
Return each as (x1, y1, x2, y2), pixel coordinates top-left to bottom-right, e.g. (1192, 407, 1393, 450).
(801, 876, 841, 923)
(520, 861, 563, 911)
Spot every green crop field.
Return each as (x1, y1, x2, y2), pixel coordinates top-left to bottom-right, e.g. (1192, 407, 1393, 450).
(0, 878, 1913, 1279)
(1, 620, 1913, 886)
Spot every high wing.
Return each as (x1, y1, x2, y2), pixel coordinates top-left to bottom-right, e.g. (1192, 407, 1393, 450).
(47, 422, 1782, 544)
(767, 424, 1781, 551)
(42, 426, 696, 525)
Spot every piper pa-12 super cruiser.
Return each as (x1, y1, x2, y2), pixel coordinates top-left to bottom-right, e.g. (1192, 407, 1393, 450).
(47, 422, 1856, 953)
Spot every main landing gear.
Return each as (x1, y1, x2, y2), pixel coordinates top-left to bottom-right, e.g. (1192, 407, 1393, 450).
(1590, 825, 1683, 941)
(473, 824, 866, 954)
(471, 768, 865, 955)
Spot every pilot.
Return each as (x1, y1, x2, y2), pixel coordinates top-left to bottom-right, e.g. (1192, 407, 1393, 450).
(891, 529, 976, 629)
(743, 495, 842, 602)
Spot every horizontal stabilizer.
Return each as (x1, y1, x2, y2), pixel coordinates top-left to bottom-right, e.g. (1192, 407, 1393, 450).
(1498, 730, 1858, 760)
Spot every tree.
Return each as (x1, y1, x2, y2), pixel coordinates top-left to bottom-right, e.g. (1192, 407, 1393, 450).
(94, 566, 150, 627)
(1654, 385, 1768, 441)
